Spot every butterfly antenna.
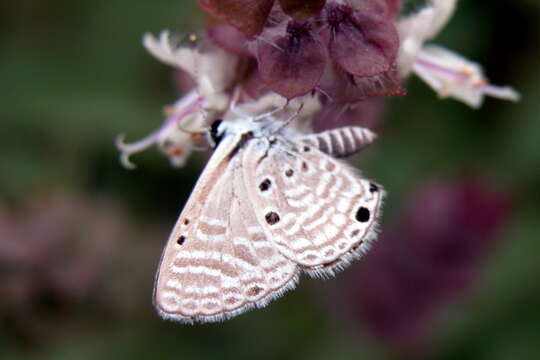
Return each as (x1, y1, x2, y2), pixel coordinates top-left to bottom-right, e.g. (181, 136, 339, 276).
(252, 102, 287, 122)
(229, 88, 252, 118)
(315, 86, 334, 102)
(273, 103, 304, 133)
(177, 126, 207, 136)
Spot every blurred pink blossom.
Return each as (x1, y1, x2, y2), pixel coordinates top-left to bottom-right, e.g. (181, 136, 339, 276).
(331, 176, 511, 351)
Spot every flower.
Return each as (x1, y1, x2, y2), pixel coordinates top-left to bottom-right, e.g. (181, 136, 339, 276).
(116, 0, 520, 167)
(116, 32, 239, 169)
(331, 177, 511, 350)
(201, 0, 405, 101)
(0, 191, 128, 311)
(397, 0, 520, 107)
(199, 0, 328, 38)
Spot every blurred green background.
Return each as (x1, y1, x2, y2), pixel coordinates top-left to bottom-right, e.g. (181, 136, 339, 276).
(1, 1, 539, 359)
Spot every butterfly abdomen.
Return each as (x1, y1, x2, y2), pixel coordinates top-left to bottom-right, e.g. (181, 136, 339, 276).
(298, 126, 376, 158)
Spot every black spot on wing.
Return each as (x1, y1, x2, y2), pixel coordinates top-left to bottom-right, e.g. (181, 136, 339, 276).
(265, 212, 280, 225)
(259, 179, 271, 191)
(355, 207, 370, 222)
(177, 235, 186, 245)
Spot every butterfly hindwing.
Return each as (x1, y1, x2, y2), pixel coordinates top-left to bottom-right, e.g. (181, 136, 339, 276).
(243, 134, 384, 277)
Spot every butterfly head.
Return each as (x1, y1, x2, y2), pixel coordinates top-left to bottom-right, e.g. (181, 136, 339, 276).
(210, 119, 225, 147)
(209, 110, 294, 150)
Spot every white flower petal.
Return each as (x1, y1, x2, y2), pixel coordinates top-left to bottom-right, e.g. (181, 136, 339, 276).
(196, 46, 239, 97)
(116, 91, 205, 169)
(412, 45, 520, 108)
(157, 112, 207, 168)
(143, 31, 199, 76)
(397, 0, 458, 75)
(427, 0, 458, 39)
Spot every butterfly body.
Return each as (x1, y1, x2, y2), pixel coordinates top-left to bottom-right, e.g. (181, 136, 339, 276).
(154, 114, 384, 323)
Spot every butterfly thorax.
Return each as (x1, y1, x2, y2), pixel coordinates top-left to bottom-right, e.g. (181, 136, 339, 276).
(213, 116, 297, 147)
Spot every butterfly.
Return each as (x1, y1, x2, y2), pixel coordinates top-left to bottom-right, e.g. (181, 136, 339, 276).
(153, 111, 384, 323)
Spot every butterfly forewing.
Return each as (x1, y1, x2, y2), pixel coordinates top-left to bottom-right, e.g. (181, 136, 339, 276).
(154, 136, 299, 323)
(242, 135, 384, 277)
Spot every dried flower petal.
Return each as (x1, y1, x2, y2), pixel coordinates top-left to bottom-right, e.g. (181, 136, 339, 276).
(278, 0, 326, 20)
(325, 3, 399, 77)
(198, 0, 275, 38)
(320, 63, 405, 103)
(257, 21, 326, 99)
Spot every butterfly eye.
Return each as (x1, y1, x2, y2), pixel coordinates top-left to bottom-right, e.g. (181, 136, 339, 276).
(210, 119, 224, 146)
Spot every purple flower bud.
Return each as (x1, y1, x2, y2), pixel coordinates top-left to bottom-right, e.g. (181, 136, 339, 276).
(364, 0, 402, 19)
(325, 3, 399, 78)
(198, 0, 275, 38)
(278, 0, 327, 20)
(257, 21, 326, 99)
(319, 63, 405, 103)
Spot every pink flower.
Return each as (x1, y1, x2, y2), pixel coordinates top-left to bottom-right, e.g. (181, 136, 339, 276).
(331, 177, 511, 350)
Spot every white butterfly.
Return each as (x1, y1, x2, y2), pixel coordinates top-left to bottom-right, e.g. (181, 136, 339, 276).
(153, 110, 384, 323)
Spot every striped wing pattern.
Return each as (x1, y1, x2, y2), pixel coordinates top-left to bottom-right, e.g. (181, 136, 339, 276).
(154, 125, 382, 322)
(243, 131, 383, 278)
(154, 154, 299, 323)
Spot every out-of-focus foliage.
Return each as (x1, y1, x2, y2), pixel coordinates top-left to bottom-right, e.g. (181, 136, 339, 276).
(1, 1, 539, 359)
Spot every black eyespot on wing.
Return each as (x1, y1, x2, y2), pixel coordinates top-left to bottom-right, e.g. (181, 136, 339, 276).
(303, 146, 311, 152)
(259, 179, 271, 191)
(265, 212, 280, 225)
(355, 207, 370, 222)
(183, 219, 190, 225)
(301, 162, 308, 171)
(369, 183, 379, 193)
(210, 119, 224, 146)
(285, 169, 294, 177)
(177, 235, 186, 245)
